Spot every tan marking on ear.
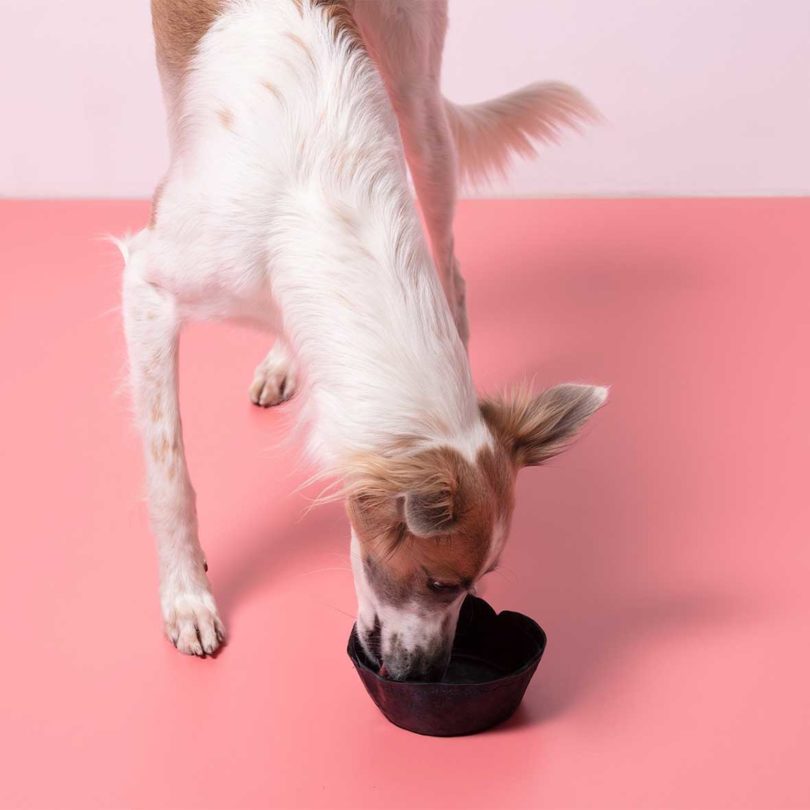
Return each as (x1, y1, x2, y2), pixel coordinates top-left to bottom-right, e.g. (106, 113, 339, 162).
(481, 384, 606, 467)
(151, 435, 180, 465)
(314, 0, 361, 49)
(347, 441, 515, 594)
(480, 393, 526, 463)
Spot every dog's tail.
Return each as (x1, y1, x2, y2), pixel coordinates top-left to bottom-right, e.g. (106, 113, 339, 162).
(443, 82, 596, 187)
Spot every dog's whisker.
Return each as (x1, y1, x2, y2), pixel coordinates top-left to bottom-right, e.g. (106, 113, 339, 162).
(315, 601, 357, 621)
(296, 566, 353, 577)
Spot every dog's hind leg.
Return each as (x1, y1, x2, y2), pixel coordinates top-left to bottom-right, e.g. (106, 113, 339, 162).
(396, 88, 469, 348)
(123, 239, 224, 655)
(351, 2, 469, 346)
(249, 339, 297, 408)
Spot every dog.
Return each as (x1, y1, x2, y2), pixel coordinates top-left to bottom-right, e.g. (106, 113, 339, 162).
(122, 0, 605, 680)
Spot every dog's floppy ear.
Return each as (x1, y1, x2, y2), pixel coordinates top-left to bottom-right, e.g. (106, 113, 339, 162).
(347, 447, 465, 538)
(401, 448, 461, 537)
(481, 383, 607, 467)
(403, 482, 457, 537)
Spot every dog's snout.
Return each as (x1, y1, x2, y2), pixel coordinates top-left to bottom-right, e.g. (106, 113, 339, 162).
(360, 620, 452, 681)
(381, 639, 452, 682)
(360, 617, 383, 667)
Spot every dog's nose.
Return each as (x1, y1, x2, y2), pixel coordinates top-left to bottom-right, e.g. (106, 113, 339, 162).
(377, 654, 448, 682)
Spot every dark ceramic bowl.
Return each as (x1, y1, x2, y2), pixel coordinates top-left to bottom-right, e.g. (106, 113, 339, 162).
(347, 595, 546, 737)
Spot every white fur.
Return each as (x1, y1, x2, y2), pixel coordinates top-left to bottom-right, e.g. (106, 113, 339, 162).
(123, 0, 591, 656)
(350, 531, 463, 680)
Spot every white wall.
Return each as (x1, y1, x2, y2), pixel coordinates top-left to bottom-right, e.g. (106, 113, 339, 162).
(1, 0, 808, 198)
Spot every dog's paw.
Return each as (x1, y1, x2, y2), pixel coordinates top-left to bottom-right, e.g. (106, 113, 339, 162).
(163, 589, 226, 656)
(249, 348, 297, 407)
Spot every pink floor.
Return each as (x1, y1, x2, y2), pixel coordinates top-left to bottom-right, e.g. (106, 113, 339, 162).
(1, 198, 809, 809)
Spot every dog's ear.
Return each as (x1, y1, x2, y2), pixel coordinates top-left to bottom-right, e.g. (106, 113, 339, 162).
(402, 481, 457, 538)
(347, 447, 466, 538)
(481, 384, 607, 467)
(401, 448, 462, 537)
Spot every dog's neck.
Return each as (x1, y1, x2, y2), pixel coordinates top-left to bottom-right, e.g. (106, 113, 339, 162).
(256, 18, 486, 472)
(269, 187, 483, 470)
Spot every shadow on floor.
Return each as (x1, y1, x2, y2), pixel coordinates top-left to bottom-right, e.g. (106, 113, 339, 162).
(212, 234, 753, 726)
(214, 498, 348, 621)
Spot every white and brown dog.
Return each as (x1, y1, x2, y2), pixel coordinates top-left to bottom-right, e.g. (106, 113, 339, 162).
(122, 0, 605, 680)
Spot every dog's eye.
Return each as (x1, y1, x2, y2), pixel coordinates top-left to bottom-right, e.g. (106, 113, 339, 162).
(427, 580, 462, 596)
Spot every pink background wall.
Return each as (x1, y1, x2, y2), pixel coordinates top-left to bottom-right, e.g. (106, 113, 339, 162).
(1, 0, 808, 198)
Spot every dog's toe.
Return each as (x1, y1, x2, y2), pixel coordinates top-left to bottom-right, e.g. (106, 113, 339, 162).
(249, 359, 296, 407)
(164, 590, 225, 657)
(249, 343, 298, 407)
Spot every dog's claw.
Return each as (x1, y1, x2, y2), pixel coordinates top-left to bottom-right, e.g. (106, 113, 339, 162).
(163, 589, 225, 657)
(249, 349, 297, 407)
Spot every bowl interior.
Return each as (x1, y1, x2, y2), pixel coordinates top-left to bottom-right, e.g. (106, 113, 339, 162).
(349, 595, 546, 686)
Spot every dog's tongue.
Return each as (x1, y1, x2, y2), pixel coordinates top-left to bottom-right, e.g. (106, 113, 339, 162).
(378, 663, 390, 679)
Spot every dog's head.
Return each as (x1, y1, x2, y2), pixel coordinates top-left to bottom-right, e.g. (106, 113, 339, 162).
(348, 383, 606, 680)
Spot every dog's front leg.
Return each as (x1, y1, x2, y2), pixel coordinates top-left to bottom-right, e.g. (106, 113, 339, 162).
(123, 260, 224, 656)
(249, 339, 297, 408)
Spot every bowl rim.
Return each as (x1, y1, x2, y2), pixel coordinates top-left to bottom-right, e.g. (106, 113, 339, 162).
(347, 607, 547, 688)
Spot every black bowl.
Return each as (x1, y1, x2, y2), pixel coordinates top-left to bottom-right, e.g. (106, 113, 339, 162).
(347, 595, 547, 736)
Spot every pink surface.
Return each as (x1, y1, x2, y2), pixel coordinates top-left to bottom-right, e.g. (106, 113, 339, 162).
(1, 198, 809, 809)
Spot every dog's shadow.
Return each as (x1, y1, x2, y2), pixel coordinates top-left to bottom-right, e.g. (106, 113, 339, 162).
(214, 497, 350, 622)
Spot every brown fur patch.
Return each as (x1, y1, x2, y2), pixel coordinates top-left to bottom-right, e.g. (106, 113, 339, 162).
(481, 384, 605, 467)
(217, 107, 235, 130)
(152, 0, 360, 81)
(261, 79, 283, 102)
(149, 177, 167, 229)
(476, 444, 515, 519)
(347, 443, 515, 604)
(151, 0, 225, 77)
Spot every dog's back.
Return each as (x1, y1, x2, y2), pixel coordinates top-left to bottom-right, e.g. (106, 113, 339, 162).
(147, 0, 406, 309)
